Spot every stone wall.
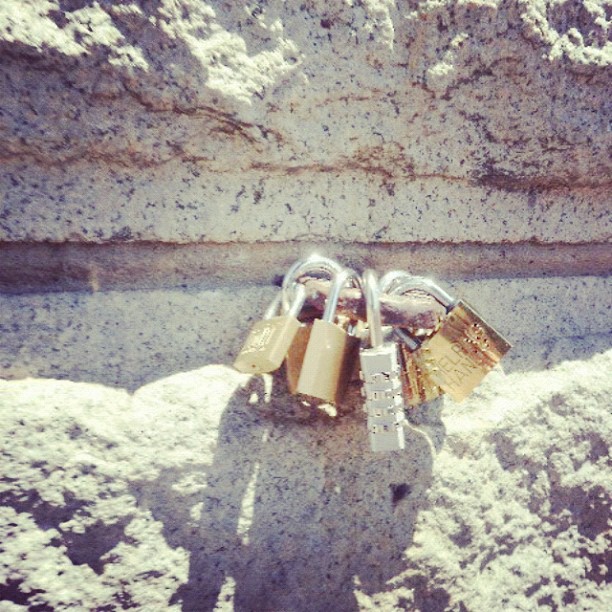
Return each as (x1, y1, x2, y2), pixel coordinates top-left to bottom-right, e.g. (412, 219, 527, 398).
(0, 1, 610, 610)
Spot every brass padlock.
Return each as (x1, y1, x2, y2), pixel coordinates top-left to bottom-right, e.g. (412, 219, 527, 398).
(287, 317, 363, 394)
(233, 283, 307, 374)
(285, 322, 312, 394)
(296, 267, 361, 404)
(385, 275, 511, 402)
(380, 271, 444, 406)
(281, 255, 345, 394)
(395, 329, 444, 406)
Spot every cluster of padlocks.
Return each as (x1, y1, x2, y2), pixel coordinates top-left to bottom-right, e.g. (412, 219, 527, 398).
(234, 255, 511, 452)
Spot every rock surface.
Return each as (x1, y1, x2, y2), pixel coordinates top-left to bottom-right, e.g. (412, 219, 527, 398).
(0, 1, 610, 610)
(1, 0, 610, 179)
(1, 277, 610, 389)
(1, 349, 610, 610)
(1, 0, 610, 244)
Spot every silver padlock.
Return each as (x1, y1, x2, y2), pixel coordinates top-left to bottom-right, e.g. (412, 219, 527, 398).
(359, 269, 406, 452)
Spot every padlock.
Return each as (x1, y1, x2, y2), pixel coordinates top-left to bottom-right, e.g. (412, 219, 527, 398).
(289, 315, 365, 392)
(394, 329, 444, 406)
(285, 322, 312, 394)
(281, 255, 345, 394)
(233, 282, 307, 374)
(296, 267, 361, 404)
(379, 271, 444, 406)
(359, 269, 405, 452)
(385, 275, 511, 402)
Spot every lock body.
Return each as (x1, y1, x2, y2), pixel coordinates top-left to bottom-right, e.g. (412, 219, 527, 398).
(360, 343, 405, 452)
(234, 315, 301, 374)
(296, 319, 360, 403)
(398, 343, 443, 406)
(285, 323, 312, 394)
(422, 300, 511, 402)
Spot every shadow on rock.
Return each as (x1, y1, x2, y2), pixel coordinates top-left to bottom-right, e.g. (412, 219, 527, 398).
(134, 375, 441, 611)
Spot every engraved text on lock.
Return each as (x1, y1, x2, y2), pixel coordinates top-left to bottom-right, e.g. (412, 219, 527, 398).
(423, 302, 511, 402)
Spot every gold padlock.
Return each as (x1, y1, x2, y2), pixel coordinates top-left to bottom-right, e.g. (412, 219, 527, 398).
(233, 283, 307, 374)
(421, 300, 511, 401)
(395, 330, 444, 407)
(286, 317, 363, 394)
(296, 268, 361, 404)
(383, 274, 511, 403)
(280, 255, 345, 394)
(285, 322, 312, 394)
(380, 271, 444, 406)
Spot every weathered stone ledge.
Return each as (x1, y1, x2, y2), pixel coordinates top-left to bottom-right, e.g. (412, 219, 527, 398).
(1, 241, 610, 294)
(1, 277, 609, 390)
(2, 164, 610, 244)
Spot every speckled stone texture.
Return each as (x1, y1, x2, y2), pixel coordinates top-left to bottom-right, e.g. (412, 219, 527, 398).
(1, 0, 610, 243)
(1, 351, 610, 611)
(1, 276, 610, 389)
(0, 2, 611, 610)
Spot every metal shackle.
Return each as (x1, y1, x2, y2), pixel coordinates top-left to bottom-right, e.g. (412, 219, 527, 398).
(379, 270, 457, 312)
(282, 282, 307, 319)
(262, 291, 284, 321)
(322, 267, 360, 324)
(379, 270, 410, 295)
(380, 270, 435, 350)
(281, 254, 343, 312)
(361, 269, 384, 349)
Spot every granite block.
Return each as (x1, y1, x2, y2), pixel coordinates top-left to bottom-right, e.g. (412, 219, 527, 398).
(1, 164, 610, 243)
(0, 349, 610, 609)
(1, 1, 610, 244)
(0, 276, 609, 389)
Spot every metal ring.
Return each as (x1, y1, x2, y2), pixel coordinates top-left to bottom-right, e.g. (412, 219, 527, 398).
(362, 269, 383, 348)
(322, 267, 359, 323)
(281, 255, 343, 312)
(380, 271, 456, 311)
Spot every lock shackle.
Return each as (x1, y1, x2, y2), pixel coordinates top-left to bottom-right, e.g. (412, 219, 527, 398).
(381, 270, 440, 350)
(379, 270, 411, 295)
(394, 327, 420, 351)
(380, 270, 457, 311)
(262, 291, 284, 320)
(281, 255, 343, 312)
(322, 267, 359, 323)
(362, 269, 384, 348)
(284, 282, 307, 318)
(282, 254, 343, 291)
